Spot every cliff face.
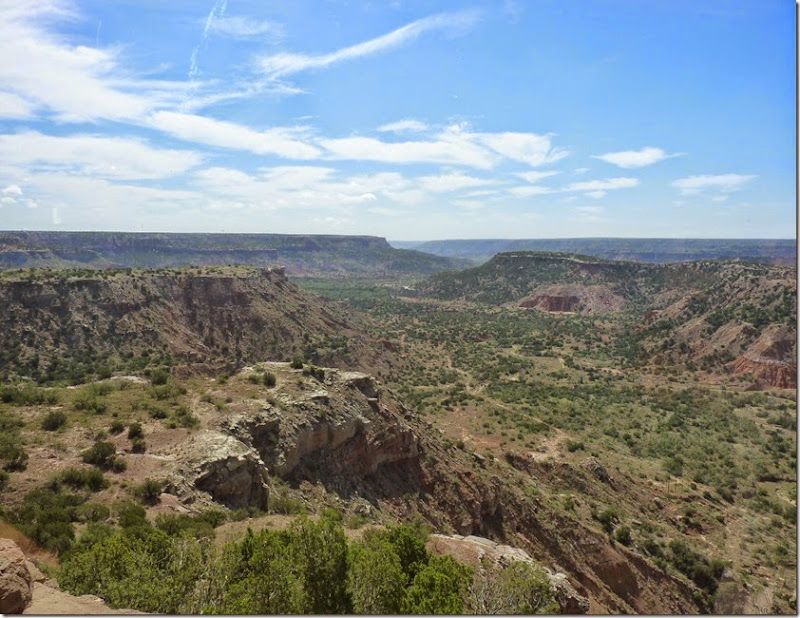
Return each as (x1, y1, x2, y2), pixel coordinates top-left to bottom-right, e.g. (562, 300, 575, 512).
(519, 284, 627, 314)
(0, 266, 381, 380)
(731, 325, 797, 389)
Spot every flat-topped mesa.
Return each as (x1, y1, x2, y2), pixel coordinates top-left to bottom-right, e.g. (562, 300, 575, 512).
(0, 231, 393, 252)
(0, 231, 464, 275)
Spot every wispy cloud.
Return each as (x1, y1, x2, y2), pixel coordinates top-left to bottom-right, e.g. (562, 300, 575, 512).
(377, 119, 428, 133)
(515, 170, 559, 183)
(190, 0, 228, 79)
(593, 146, 683, 169)
(208, 16, 283, 39)
(477, 131, 569, 167)
(0, 5, 162, 122)
(564, 177, 639, 192)
(672, 173, 756, 195)
(149, 111, 321, 159)
(417, 173, 490, 193)
(508, 176, 638, 199)
(257, 10, 481, 78)
(0, 132, 203, 180)
(320, 133, 498, 169)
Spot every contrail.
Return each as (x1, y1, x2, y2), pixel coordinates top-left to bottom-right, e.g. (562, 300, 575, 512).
(189, 0, 228, 79)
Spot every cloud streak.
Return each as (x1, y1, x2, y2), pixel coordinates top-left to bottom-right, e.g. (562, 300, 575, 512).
(0, 132, 203, 180)
(672, 173, 756, 195)
(149, 112, 321, 159)
(209, 16, 283, 39)
(190, 0, 228, 79)
(258, 10, 481, 78)
(593, 146, 683, 168)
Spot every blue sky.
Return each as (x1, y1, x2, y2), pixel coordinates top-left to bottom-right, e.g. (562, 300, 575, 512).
(0, 0, 794, 239)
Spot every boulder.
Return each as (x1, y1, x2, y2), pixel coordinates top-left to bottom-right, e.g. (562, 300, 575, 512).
(581, 456, 613, 485)
(0, 539, 33, 614)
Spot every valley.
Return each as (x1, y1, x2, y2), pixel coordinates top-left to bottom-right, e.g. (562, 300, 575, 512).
(0, 243, 795, 614)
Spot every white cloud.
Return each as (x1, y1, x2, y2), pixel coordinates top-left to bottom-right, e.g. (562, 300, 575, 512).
(417, 173, 488, 192)
(672, 173, 757, 195)
(0, 132, 203, 179)
(515, 170, 559, 183)
(576, 205, 605, 215)
(257, 10, 480, 78)
(509, 185, 553, 197)
(574, 167, 589, 174)
(0, 92, 36, 119)
(319, 134, 497, 169)
(507, 176, 637, 199)
(193, 166, 427, 210)
(477, 131, 569, 167)
(209, 16, 284, 39)
(149, 111, 321, 159)
(0, 7, 159, 122)
(564, 177, 639, 192)
(2, 184, 23, 196)
(593, 146, 683, 169)
(377, 119, 428, 133)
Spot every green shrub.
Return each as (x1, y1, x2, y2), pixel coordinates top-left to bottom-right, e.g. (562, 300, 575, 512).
(131, 438, 147, 454)
(133, 478, 163, 505)
(154, 513, 215, 539)
(402, 555, 472, 614)
(76, 502, 111, 523)
(247, 374, 261, 384)
(115, 501, 148, 529)
(270, 495, 307, 515)
(81, 442, 117, 469)
(55, 467, 108, 492)
(150, 368, 170, 386)
(173, 406, 200, 428)
(41, 410, 67, 431)
(470, 560, 558, 614)
(0, 435, 28, 471)
(566, 439, 585, 452)
(290, 355, 304, 370)
(0, 470, 8, 491)
(263, 372, 277, 387)
(615, 525, 632, 546)
(128, 422, 144, 440)
(596, 507, 620, 534)
(109, 419, 125, 434)
(147, 405, 168, 419)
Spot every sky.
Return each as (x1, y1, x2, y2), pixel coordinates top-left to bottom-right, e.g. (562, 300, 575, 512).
(0, 0, 795, 240)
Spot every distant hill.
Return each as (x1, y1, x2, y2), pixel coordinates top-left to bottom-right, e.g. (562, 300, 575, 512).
(418, 251, 797, 387)
(0, 231, 467, 277)
(391, 238, 797, 265)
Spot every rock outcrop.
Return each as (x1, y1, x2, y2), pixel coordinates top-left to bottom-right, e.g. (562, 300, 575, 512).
(0, 539, 32, 614)
(169, 431, 270, 510)
(519, 284, 627, 314)
(731, 325, 797, 388)
(427, 533, 590, 614)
